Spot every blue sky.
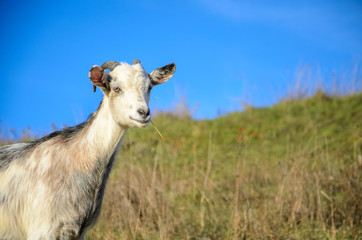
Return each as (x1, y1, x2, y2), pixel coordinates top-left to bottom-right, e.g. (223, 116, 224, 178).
(0, 0, 361, 136)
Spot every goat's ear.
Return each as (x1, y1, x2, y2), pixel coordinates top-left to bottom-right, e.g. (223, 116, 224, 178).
(89, 65, 109, 93)
(149, 63, 176, 86)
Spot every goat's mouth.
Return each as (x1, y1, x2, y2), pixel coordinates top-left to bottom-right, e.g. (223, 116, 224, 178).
(129, 116, 151, 126)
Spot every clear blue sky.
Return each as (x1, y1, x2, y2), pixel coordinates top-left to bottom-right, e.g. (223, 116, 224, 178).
(0, 0, 361, 136)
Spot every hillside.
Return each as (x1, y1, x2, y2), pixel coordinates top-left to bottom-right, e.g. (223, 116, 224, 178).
(85, 92, 361, 239)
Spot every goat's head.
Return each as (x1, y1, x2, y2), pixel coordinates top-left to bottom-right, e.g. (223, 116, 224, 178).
(89, 60, 175, 128)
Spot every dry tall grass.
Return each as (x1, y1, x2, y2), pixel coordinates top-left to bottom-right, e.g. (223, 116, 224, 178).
(85, 93, 361, 239)
(1, 92, 360, 239)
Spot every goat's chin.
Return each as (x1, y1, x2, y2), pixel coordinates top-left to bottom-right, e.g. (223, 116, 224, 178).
(132, 121, 150, 128)
(129, 117, 150, 128)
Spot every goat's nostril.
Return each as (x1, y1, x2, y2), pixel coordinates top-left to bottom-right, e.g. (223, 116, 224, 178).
(137, 109, 150, 118)
(137, 109, 145, 116)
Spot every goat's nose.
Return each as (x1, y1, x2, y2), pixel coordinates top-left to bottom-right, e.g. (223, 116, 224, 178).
(137, 108, 150, 118)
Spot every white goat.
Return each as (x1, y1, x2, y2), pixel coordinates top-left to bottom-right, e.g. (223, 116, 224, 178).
(0, 60, 176, 239)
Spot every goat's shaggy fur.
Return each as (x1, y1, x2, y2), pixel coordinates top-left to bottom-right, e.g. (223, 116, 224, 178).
(0, 60, 175, 239)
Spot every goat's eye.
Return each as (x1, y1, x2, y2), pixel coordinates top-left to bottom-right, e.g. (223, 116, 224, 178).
(114, 87, 121, 92)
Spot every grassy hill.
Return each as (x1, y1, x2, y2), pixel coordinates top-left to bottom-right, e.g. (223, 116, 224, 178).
(1, 93, 360, 239)
(85, 92, 361, 239)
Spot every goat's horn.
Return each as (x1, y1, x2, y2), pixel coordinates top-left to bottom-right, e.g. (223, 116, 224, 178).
(101, 61, 120, 71)
(133, 59, 141, 65)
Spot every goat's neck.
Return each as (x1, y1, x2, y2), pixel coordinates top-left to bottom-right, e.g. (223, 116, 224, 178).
(74, 97, 128, 170)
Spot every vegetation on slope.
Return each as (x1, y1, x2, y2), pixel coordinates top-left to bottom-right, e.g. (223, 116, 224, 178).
(0, 92, 360, 239)
(85, 92, 361, 239)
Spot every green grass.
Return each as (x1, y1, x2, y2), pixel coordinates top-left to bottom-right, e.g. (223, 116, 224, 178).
(2, 92, 360, 239)
(85, 92, 361, 239)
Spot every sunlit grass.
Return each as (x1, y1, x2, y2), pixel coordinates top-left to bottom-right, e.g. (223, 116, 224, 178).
(1, 92, 361, 239)
(85, 92, 361, 239)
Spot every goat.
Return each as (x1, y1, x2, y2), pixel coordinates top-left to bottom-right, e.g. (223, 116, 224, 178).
(0, 60, 176, 240)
